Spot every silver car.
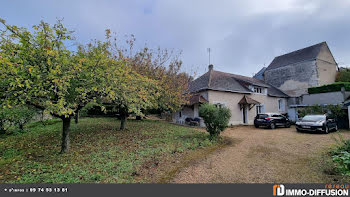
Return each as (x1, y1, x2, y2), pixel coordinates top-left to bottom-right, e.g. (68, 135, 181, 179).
(295, 114, 338, 134)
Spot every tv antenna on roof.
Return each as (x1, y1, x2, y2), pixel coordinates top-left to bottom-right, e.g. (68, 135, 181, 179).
(207, 48, 211, 65)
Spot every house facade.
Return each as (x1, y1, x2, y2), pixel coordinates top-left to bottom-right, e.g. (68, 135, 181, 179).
(174, 42, 342, 127)
(173, 65, 288, 126)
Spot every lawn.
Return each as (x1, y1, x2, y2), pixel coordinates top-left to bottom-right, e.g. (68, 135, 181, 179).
(0, 117, 223, 183)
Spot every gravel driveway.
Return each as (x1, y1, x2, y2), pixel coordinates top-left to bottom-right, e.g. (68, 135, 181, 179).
(173, 126, 350, 183)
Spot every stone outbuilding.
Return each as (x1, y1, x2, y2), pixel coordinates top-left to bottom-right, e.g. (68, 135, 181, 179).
(263, 42, 338, 100)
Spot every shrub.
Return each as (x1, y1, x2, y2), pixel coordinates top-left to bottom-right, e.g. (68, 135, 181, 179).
(297, 104, 345, 119)
(332, 151, 350, 176)
(0, 105, 36, 134)
(308, 82, 350, 94)
(336, 68, 350, 82)
(199, 103, 231, 139)
(9, 106, 37, 131)
(0, 108, 12, 134)
(330, 134, 350, 176)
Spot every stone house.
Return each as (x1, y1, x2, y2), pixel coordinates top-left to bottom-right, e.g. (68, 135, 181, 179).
(174, 41, 342, 126)
(263, 42, 338, 100)
(173, 65, 288, 126)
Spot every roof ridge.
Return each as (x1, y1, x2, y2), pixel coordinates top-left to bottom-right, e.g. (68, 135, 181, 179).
(274, 42, 326, 59)
(213, 70, 268, 86)
(266, 42, 327, 71)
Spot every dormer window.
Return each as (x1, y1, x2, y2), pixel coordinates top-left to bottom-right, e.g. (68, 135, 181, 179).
(254, 87, 262, 94)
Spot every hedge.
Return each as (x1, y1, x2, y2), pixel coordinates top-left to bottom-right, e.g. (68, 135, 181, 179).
(308, 82, 350, 94)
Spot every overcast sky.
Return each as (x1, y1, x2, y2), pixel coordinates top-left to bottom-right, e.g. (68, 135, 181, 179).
(1, 0, 350, 77)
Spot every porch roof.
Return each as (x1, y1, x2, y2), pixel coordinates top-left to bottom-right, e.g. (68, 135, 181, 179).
(188, 94, 208, 105)
(238, 95, 260, 105)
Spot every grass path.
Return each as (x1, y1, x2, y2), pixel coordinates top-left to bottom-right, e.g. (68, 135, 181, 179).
(173, 126, 350, 183)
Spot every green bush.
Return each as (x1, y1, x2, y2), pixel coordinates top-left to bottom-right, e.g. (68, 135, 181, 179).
(0, 108, 13, 134)
(331, 141, 350, 175)
(0, 105, 37, 134)
(80, 102, 101, 117)
(199, 103, 231, 139)
(9, 106, 37, 131)
(330, 134, 350, 176)
(336, 68, 350, 82)
(297, 104, 345, 119)
(332, 151, 350, 176)
(308, 82, 350, 94)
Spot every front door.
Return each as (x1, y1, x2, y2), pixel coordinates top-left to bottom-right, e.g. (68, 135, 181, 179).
(242, 106, 248, 124)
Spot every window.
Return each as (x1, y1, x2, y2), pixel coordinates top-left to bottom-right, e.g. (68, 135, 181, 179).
(179, 111, 182, 118)
(257, 114, 268, 119)
(253, 87, 266, 94)
(272, 114, 282, 118)
(214, 103, 225, 108)
(256, 104, 265, 115)
(278, 99, 284, 111)
(254, 87, 262, 93)
(302, 115, 325, 122)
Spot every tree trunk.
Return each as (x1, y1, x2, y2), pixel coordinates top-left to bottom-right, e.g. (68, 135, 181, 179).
(19, 124, 24, 131)
(74, 110, 79, 124)
(120, 114, 126, 130)
(0, 122, 5, 134)
(60, 117, 71, 154)
(209, 129, 219, 140)
(0, 128, 5, 135)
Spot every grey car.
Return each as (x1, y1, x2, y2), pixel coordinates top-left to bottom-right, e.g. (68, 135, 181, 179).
(295, 114, 338, 134)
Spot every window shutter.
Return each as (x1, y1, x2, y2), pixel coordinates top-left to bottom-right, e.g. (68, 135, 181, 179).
(262, 105, 265, 113)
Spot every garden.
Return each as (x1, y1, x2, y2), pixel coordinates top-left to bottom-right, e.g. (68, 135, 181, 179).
(0, 117, 224, 183)
(0, 18, 234, 184)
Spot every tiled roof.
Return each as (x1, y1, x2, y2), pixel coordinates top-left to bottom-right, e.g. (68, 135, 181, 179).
(188, 94, 208, 105)
(188, 69, 288, 98)
(238, 95, 260, 105)
(209, 71, 252, 93)
(188, 71, 210, 93)
(266, 42, 326, 71)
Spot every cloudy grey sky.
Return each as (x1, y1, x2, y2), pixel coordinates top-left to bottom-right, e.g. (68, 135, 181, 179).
(1, 0, 350, 77)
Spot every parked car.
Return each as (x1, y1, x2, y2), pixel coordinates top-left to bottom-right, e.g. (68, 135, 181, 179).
(254, 113, 290, 129)
(185, 117, 201, 126)
(295, 114, 337, 134)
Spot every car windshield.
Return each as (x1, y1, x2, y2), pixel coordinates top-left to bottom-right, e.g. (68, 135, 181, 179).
(301, 115, 325, 122)
(257, 114, 268, 119)
(272, 114, 282, 117)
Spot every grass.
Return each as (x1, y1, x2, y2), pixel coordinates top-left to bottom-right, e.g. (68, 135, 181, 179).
(0, 117, 223, 183)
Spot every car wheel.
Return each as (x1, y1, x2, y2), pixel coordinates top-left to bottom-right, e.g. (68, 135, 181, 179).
(285, 122, 291, 128)
(270, 123, 275, 129)
(254, 124, 259, 128)
(324, 126, 329, 134)
(296, 128, 301, 132)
